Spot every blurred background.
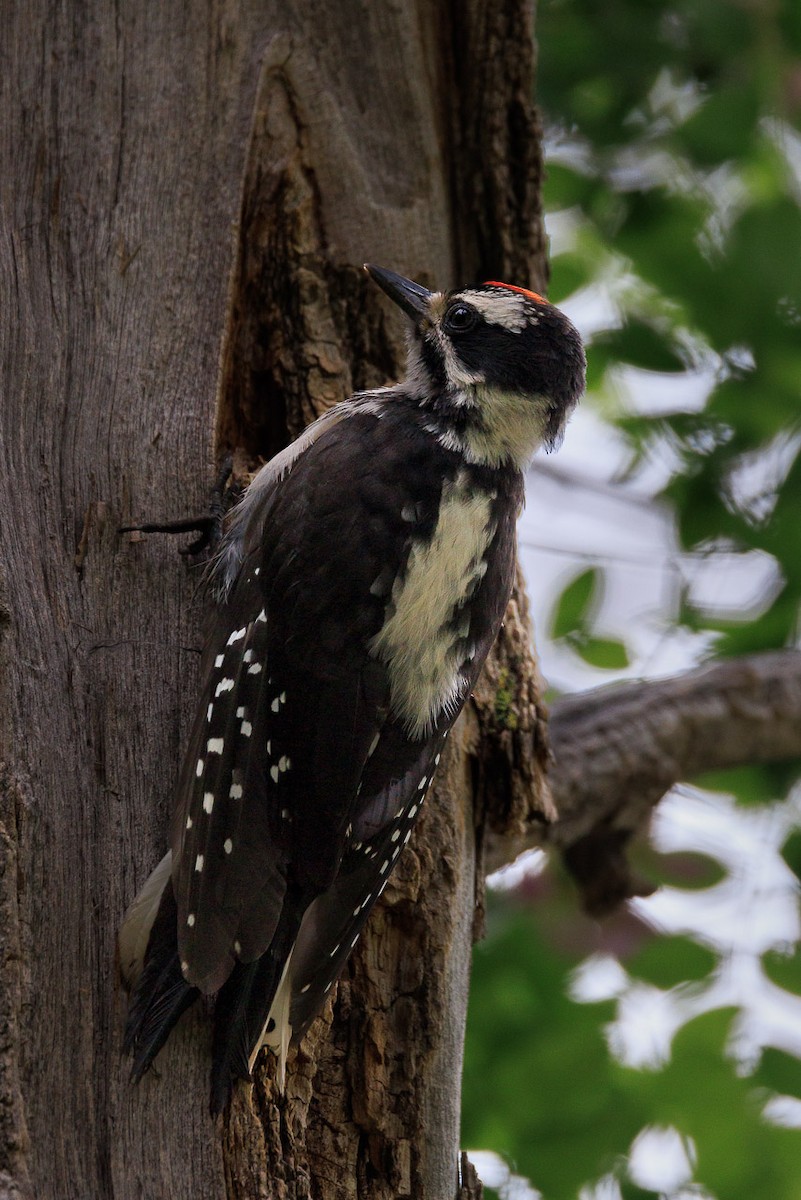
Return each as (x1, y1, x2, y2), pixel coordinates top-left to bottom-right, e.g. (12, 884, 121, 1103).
(461, 1, 801, 1196)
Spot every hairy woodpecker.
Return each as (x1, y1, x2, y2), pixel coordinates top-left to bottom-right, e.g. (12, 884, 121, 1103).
(119, 265, 585, 1114)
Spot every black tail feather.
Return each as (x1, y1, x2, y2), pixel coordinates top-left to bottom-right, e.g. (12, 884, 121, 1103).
(209, 959, 266, 1114)
(209, 901, 304, 1116)
(123, 881, 199, 1080)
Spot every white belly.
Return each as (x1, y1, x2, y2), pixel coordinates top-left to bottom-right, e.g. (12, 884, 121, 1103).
(369, 470, 495, 737)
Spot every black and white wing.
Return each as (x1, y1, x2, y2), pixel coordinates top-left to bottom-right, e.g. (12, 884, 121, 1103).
(122, 397, 520, 1112)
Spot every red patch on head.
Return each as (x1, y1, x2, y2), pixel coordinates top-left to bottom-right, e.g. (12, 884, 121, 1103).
(484, 281, 547, 304)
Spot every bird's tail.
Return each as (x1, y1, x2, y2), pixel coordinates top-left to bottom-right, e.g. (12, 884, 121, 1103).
(122, 878, 198, 1081)
(209, 898, 304, 1116)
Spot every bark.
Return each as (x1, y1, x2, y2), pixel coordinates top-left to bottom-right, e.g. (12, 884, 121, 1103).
(0, 2, 550, 1198)
(485, 650, 801, 913)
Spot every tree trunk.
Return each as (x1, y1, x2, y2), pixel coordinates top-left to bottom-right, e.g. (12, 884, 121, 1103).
(0, 2, 550, 1197)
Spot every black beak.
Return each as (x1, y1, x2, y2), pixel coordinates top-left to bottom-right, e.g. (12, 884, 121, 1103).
(364, 264, 433, 322)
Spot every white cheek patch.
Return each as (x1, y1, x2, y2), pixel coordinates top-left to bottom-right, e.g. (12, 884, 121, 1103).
(433, 326, 484, 389)
(406, 325, 484, 396)
(458, 290, 533, 333)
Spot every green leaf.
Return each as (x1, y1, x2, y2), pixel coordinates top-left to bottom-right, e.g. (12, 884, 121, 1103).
(548, 250, 596, 302)
(781, 831, 801, 883)
(754, 1047, 801, 1101)
(575, 635, 630, 669)
(695, 764, 801, 808)
(779, 1, 801, 53)
(620, 1182, 659, 1200)
(677, 84, 760, 165)
(639, 849, 727, 892)
(629, 935, 717, 989)
(762, 947, 801, 997)
(542, 162, 598, 210)
(550, 568, 598, 638)
(591, 321, 687, 373)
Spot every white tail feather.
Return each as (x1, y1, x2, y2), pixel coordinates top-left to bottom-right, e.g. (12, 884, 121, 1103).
(118, 851, 172, 988)
(253, 947, 294, 1091)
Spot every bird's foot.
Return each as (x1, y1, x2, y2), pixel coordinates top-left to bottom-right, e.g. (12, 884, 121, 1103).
(120, 456, 239, 557)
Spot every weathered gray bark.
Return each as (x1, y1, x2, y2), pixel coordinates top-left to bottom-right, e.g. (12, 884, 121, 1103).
(0, 2, 550, 1198)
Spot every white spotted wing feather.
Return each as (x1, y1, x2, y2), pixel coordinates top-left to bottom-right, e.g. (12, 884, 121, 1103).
(171, 569, 289, 994)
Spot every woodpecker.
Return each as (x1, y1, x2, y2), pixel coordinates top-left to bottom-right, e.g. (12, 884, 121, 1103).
(119, 265, 585, 1114)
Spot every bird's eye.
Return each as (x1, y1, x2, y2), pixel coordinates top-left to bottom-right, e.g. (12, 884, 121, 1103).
(444, 304, 477, 334)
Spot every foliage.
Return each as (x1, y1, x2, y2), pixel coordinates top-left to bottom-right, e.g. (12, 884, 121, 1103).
(542, 0, 801, 661)
(463, 1, 801, 1196)
(465, 833, 801, 1200)
(550, 567, 630, 668)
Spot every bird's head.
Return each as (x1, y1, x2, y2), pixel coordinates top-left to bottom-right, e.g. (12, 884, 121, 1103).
(366, 264, 585, 468)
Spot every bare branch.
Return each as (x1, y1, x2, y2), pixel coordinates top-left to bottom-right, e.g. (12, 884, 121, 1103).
(486, 650, 801, 910)
(549, 648, 801, 839)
